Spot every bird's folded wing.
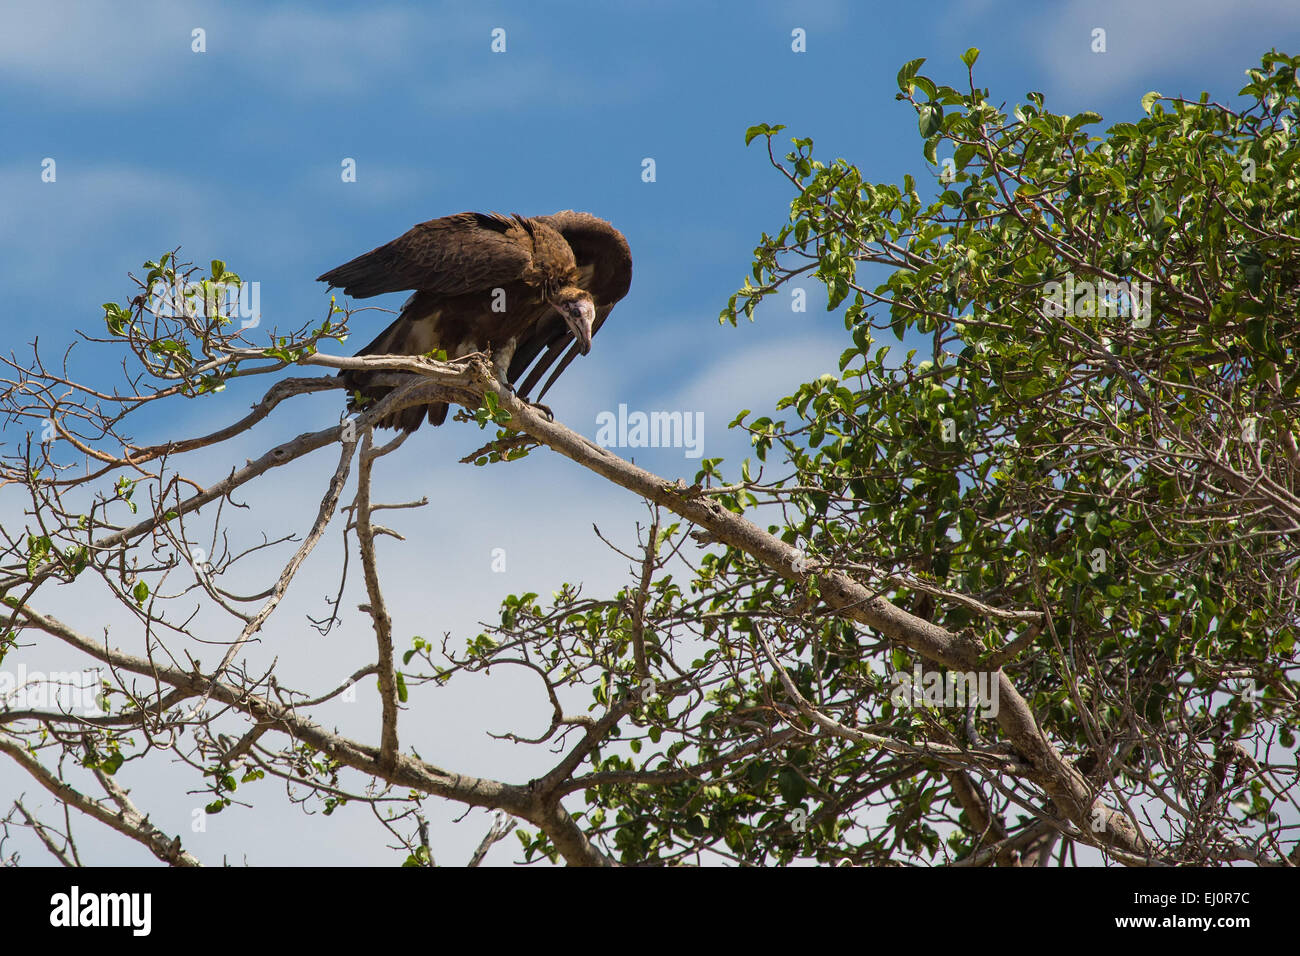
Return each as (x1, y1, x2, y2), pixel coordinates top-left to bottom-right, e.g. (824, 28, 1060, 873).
(317, 211, 532, 299)
(508, 211, 632, 400)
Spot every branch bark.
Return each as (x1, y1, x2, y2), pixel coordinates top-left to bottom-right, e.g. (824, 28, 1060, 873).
(440, 357, 1156, 861)
(0, 731, 201, 866)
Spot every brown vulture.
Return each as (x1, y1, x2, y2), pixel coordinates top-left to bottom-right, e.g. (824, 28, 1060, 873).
(317, 210, 632, 431)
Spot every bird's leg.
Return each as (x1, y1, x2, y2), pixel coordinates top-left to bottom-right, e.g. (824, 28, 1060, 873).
(503, 379, 554, 422)
(491, 340, 554, 421)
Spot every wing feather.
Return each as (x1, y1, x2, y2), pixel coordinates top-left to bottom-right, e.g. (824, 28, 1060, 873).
(317, 211, 531, 299)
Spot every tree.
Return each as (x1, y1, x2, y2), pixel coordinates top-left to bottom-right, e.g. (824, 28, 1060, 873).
(1, 49, 1297, 867)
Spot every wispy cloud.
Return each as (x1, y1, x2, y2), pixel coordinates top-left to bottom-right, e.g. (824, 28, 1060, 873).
(0, 162, 209, 286)
(0, 1, 645, 112)
(1022, 0, 1300, 101)
(0, 1, 423, 105)
(0, 0, 192, 104)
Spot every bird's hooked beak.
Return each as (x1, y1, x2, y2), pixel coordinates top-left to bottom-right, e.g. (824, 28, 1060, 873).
(561, 298, 596, 354)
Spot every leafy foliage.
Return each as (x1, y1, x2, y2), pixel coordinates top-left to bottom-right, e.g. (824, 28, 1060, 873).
(481, 50, 1300, 865)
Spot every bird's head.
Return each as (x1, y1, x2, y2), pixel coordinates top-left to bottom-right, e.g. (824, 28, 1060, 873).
(551, 288, 596, 355)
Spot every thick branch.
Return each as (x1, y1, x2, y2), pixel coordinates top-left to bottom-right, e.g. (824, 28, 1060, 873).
(0, 731, 201, 866)
(444, 357, 1156, 861)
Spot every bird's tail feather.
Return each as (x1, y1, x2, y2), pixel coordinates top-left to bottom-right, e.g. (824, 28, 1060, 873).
(316, 247, 397, 299)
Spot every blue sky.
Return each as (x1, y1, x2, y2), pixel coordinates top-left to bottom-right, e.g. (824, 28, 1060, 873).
(5, 0, 1297, 444)
(1, 0, 1298, 866)
(4, 0, 1298, 429)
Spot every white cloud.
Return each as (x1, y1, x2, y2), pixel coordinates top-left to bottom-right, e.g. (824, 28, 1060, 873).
(0, 0, 184, 103)
(0, 163, 212, 288)
(1024, 0, 1300, 100)
(0, 389, 662, 865)
(0, 2, 642, 112)
(0, 1, 425, 104)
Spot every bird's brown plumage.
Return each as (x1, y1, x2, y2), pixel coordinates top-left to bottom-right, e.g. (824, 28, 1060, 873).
(318, 210, 631, 431)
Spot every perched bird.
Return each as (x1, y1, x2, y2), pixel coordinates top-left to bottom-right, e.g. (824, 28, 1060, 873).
(317, 210, 632, 430)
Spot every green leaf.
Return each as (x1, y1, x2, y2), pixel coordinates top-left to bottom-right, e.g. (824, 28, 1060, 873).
(960, 47, 980, 69)
(918, 104, 943, 137)
(132, 580, 150, 606)
(99, 751, 124, 775)
(777, 768, 808, 804)
(1141, 90, 1161, 114)
(745, 123, 784, 145)
(1066, 111, 1103, 133)
(897, 57, 926, 92)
